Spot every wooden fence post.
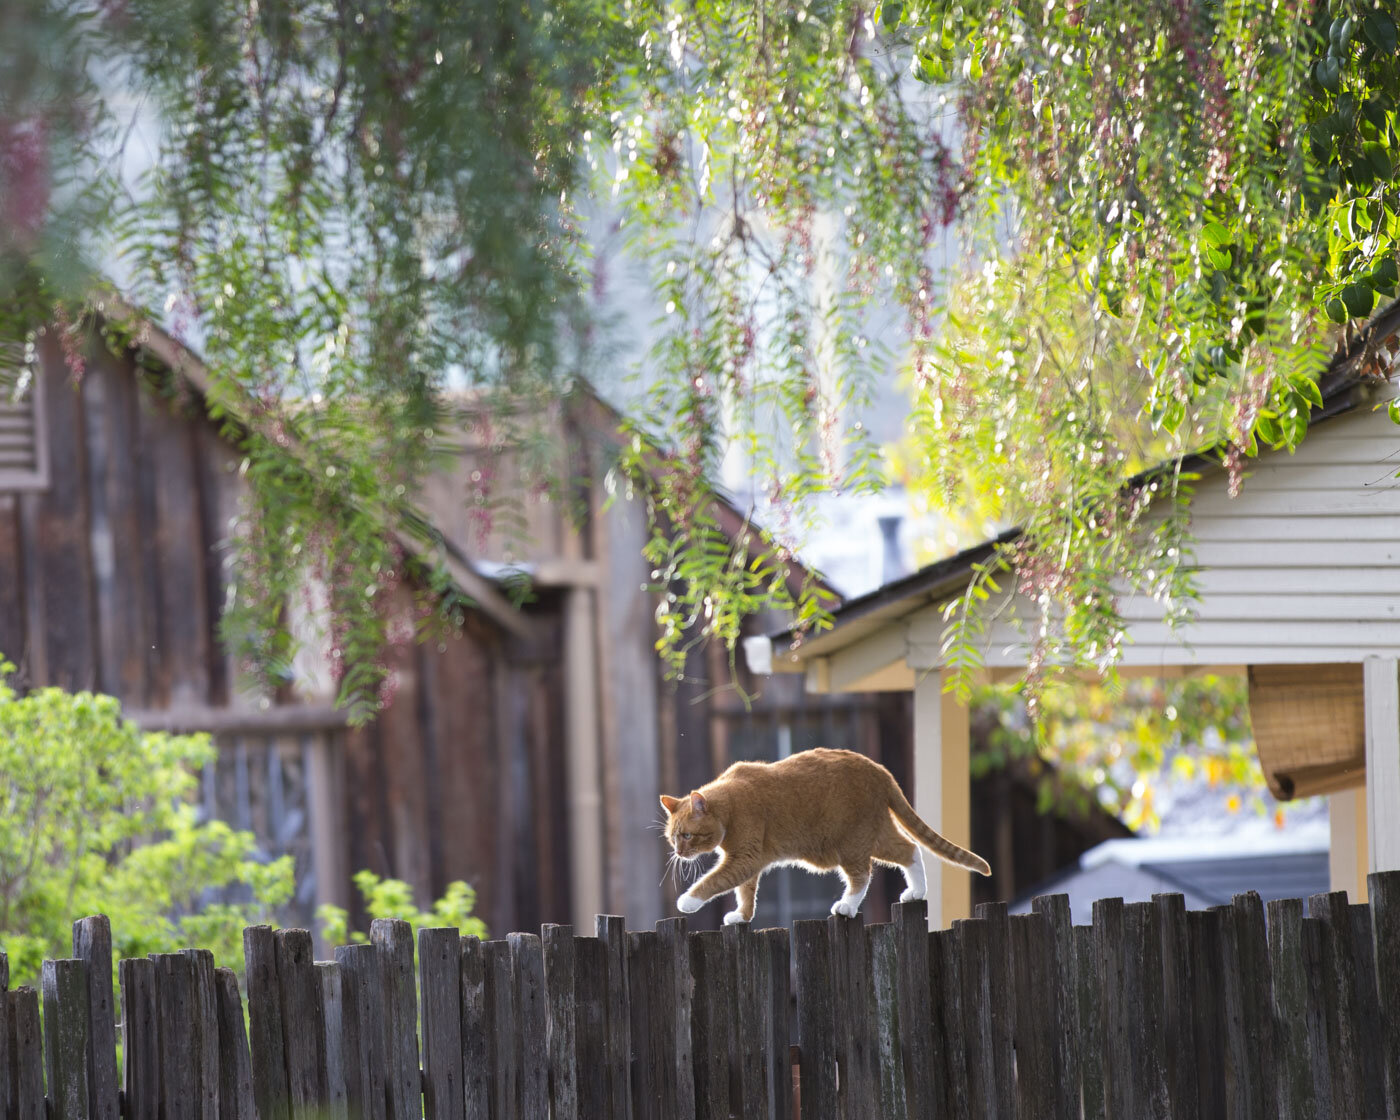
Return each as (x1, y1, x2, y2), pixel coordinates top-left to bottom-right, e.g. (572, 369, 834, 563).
(828, 914, 876, 1118)
(482, 940, 519, 1120)
(954, 917, 994, 1118)
(726, 924, 769, 1118)
(974, 903, 1015, 1120)
(337, 942, 387, 1120)
(1371, 870, 1400, 1117)
(868, 922, 906, 1120)
(1009, 914, 1055, 1118)
(418, 928, 465, 1120)
(509, 933, 549, 1120)
(43, 958, 89, 1120)
(573, 934, 609, 1120)
(1123, 901, 1169, 1120)
(656, 918, 696, 1120)
(244, 925, 290, 1120)
(1154, 894, 1197, 1120)
(689, 930, 731, 1120)
(1185, 909, 1225, 1117)
(1032, 894, 1081, 1120)
(214, 967, 256, 1120)
(276, 928, 326, 1115)
(892, 903, 935, 1119)
(627, 930, 662, 1118)
(1266, 898, 1314, 1120)
(119, 957, 159, 1120)
(761, 927, 791, 1120)
(1072, 923, 1105, 1120)
(541, 925, 578, 1120)
(1309, 891, 1365, 1117)
(372, 919, 420, 1120)
(73, 916, 119, 1120)
(931, 927, 969, 1118)
(457, 937, 488, 1120)
(318, 961, 349, 1120)
(10, 986, 44, 1120)
(184, 948, 220, 1120)
(151, 953, 197, 1120)
(1350, 903, 1389, 1119)
(596, 916, 633, 1120)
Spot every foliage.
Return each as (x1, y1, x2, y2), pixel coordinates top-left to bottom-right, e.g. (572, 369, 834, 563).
(972, 675, 1265, 831)
(4, 0, 1397, 710)
(0, 658, 293, 987)
(886, 0, 1399, 691)
(316, 870, 487, 947)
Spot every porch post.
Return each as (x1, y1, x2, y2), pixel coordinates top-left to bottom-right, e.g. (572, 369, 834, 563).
(1328, 788, 1369, 902)
(1364, 656, 1400, 874)
(912, 669, 972, 929)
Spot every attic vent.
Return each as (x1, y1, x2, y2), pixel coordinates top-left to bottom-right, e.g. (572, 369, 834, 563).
(0, 336, 48, 490)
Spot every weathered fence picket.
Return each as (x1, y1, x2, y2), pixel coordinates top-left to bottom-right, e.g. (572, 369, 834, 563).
(4, 877, 1400, 1119)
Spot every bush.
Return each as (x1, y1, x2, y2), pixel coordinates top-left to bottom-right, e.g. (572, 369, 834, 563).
(0, 658, 294, 985)
(317, 870, 487, 947)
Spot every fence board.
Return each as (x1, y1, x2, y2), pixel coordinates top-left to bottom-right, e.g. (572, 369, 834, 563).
(184, 948, 220, 1120)
(1371, 870, 1400, 1118)
(214, 968, 256, 1120)
(829, 914, 877, 1119)
(1235, 893, 1279, 1118)
(372, 919, 420, 1120)
(1124, 901, 1169, 1119)
(955, 917, 994, 1119)
(483, 940, 520, 1120)
(975, 902, 1016, 1120)
(573, 935, 609, 1120)
(119, 958, 160, 1120)
(510, 933, 549, 1120)
(1309, 891, 1364, 1118)
(893, 903, 935, 1120)
(628, 931, 663, 1118)
(1073, 924, 1104, 1120)
(1218, 896, 1268, 1118)
(1155, 894, 1198, 1120)
(1300, 917, 1335, 1117)
(1185, 909, 1226, 1118)
(419, 929, 465, 1120)
(243, 925, 290, 1120)
(932, 927, 969, 1119)
(596, 916, 633, 1120)
(658, 919, 697, 1120)
(1010, 914, 1055, 1119)
(1093, 898, 1132, 1120)
(275, 929, 325, 1113)
(1265, 899, 1315, 1120)
(336, 942, 386, 1120)
(459, 937, 489, 1120)
(43, 958, 90, 1120)
(1032, 895, 1080, 1120)
(152, 953, 197, 1120)
(868, 922, 906, 1120)
(10, 986, 44, 1120)
(727, 924, 768, 1117)
(760, 927, 791, 1120)
(793, 920, 835, 1120)
(318, 962, 349, 1120)
(1348, 904, 1388, 1120)
(73, 916, 120, 1120)
(542, 925, 578, 1120)
(689, 931, 730, 1120)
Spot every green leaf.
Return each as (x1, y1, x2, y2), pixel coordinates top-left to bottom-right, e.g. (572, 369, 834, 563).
(880, 1, 904, 28)
(1317, 57, 1342, 93)
(1295, 377, 1324, 410)
(1364, 12, 1398, 54)
(1325, 296, 1349, 323)
(1200, 222, 1231, 249)
(1342, 281, 1375, 318)
(1365, 141, 1393, 179)
(1371, 256, 1398, 296)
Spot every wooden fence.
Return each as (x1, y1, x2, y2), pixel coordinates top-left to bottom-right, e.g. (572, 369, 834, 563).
(3, 872, 1399, 1119)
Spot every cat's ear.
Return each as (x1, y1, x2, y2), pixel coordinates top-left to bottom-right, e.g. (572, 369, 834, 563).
(689, 791, 708, 815)
(659, 794, 681, 815)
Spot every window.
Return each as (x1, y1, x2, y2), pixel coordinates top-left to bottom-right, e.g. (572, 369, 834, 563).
(0, 336, 48, 491)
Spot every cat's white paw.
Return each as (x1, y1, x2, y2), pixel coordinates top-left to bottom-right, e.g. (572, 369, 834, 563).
(831, 898, 861, 918)
(899, 886, 927, 903)
(677, 890, 703, 914)
(722, 909, 750, 926)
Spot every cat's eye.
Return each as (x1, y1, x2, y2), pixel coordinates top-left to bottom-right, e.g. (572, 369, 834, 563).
(681, 832, 692, 840)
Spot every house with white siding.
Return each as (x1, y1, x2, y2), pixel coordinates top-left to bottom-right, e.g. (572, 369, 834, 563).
(745, 303, 1400, 927)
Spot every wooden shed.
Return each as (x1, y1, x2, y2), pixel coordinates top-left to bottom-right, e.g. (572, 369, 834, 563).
(747, 311, 1400, 926)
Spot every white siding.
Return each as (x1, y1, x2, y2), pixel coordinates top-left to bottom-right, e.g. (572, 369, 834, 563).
(911, 399, 1400, 670)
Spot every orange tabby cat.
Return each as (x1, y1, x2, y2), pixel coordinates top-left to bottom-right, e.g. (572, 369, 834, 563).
(661, 747, 991, 923)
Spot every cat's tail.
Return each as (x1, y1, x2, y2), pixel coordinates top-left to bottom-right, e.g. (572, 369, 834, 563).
(887, 793, 992, 876)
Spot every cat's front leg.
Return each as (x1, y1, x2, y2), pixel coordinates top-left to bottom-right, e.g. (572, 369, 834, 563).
(723, 875, 760, 925)
(678, 853, 759, 914)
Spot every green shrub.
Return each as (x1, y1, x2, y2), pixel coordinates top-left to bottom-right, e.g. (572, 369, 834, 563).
(317, 870, 487, 947)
